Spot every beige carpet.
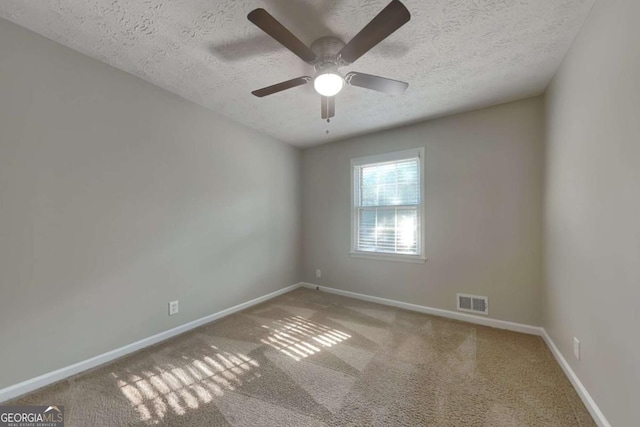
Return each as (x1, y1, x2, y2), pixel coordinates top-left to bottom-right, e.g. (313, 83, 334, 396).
(10, 288, 595, 426)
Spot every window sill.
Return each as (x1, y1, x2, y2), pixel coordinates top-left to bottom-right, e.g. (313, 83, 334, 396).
(349, 252, 427, 264)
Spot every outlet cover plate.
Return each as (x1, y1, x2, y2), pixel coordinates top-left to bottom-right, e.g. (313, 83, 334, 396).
(169, 300, 179, 316)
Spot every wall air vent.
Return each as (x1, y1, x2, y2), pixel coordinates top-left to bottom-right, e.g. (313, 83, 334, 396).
(457, 293, 488, 315)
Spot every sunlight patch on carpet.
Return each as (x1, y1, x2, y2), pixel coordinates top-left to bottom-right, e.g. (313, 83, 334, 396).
(114, 347, 259, 423)
(260, 316, 351, 361)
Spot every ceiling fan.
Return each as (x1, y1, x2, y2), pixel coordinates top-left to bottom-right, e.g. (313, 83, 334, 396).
(248, 0, 411, 121)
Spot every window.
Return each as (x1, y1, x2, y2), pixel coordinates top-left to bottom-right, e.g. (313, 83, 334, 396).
(351, 148, 425, 263)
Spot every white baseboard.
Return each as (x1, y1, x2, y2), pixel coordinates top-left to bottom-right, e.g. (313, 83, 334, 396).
(300, 282, 543, 335)
(0, 283, 303, 403)
(540, 329, 611, 427)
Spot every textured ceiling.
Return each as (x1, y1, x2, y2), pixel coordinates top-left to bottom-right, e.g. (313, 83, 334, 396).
(0, 0, 594, 147)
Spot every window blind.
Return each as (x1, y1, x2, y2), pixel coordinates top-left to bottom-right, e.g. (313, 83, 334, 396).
(354, 157, 421, 255)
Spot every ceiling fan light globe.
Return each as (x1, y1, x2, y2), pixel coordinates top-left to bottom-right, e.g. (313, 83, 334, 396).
(314, 73, 344, 97)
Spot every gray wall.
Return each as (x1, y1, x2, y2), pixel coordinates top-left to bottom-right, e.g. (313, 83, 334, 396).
(543, 0, 640, 425)
(0, 18, 301, 389)
(302, 98, 544, 326)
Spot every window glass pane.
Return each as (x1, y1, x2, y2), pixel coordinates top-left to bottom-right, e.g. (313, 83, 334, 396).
(359, 158, 419, 207)
(396, 209, 417, 253)
(357, 207, 418, 255)
(357, 210, 376, 251)
(361, 186, 377, 206)
(375, 209, 396, 251)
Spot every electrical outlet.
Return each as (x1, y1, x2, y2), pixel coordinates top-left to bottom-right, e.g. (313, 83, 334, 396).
(316, 269, 321, 278)
(169, 300, 179, 316)
(573, 337, 580, 360)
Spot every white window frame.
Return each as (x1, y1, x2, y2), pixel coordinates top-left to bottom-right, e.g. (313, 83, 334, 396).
(350, 148, 426, 263)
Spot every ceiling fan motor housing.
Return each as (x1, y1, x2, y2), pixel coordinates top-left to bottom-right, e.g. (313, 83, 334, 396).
(311, 36, 348, 71)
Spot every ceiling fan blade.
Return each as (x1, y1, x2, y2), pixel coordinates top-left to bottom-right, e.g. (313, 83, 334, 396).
(337, 0, 410, 65)
(252, 76, 311, 97)
(247, 9, 317, 64)
(345, 72, 408, 95)
(321, 96, 336, 119)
